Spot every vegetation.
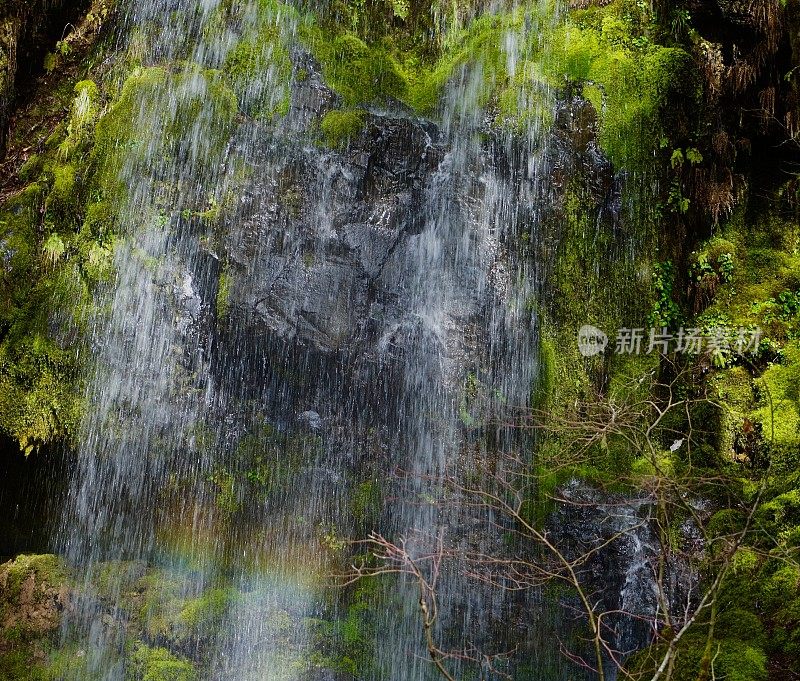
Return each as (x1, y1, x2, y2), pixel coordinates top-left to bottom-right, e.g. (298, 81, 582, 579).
(0, 0, 798, 679)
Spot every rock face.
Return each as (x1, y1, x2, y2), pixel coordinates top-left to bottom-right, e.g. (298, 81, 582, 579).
(0, 555, 67, 639)
(0, 554, 69, 672)
(550, 481, 698, 675)
(225, 113, 437, 357)
(204, 54, 622, 435)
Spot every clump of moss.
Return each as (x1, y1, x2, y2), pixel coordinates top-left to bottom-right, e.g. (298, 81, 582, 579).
(215, 266, 232, 322)
(406, 13, 509, 112)
(0, 555, 72, 680)
(320, 109, 365, 148)
(540, 7, 696, 172)
(129, 643, 196, 681)
(351, 480, 382, 527)
(58, 80, 101, 160)
(222, 1, 296, 119)
(310, 579, 380, 678)
(137, 570, 239, 651)
(307, 31, 408, 107)
(93, 65, 237, 203)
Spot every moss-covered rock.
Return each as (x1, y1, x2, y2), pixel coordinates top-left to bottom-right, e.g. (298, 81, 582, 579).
(319, 109, 365, 148)
(0, 554, 70, 680)
(128, 643, 196, 681)
(220, 0, 295, 120)
(0, 1, 115, 453)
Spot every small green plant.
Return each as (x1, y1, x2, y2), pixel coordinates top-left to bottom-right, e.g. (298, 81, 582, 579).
(668, 179, 690, 214)
(718, 251, 735, 282)
(649, 261, 681, 329)
(42, 233, 66, 267)
(670, 8, 691, 38)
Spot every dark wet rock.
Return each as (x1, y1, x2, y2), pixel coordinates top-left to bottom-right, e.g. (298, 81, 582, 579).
(549, 480, 697, 659)
(296, 410, 324, 432)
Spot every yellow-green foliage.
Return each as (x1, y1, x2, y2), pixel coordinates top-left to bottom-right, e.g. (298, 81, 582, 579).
(0, 57, 242, 452)
(302, 3, 540, 116)
(406, 11, 521, 114)
(669, 189, 800, 678)
(320, 109, 365, 148)
(306, 30, 408, 106)
(311, 578, 380, 677)
(754, 343, 800, 469)
(58, 80, 100, 159)
(304, 0, 691, 171)
(0, 183, 88, 453)
(540, 3, 695, 171)
(0, 77, 115, 452)
(696, 204, 800, 471)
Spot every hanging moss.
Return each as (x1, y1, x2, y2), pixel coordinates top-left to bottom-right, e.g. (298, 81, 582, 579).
(541, 12, 696, 172)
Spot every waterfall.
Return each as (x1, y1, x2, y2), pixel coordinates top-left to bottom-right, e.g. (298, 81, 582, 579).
(51, 1, 631, 679)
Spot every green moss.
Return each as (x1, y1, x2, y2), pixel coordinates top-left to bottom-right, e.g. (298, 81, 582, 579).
(0, 333, 85, 454)
(46, 164, 77, 215)
(628, 636, 768, 681)
(93, 66, 237, 203)
(0, 648, 46, 681)
(754, 342, 800, 471)
(1, 554, 66, 600)
(406, 12, 518, 113)
(40, 645, 100, 681)
(128, 643, 196, 681)
(0, 555, 73, 681)
(532, 335, 556, 409)
(215, 266, 231, 322)
(310, 579, 380, 678)
(138, 572, 238, 649)
(319, 109, 365, 149)
(176, 588, 237, 632)
(497, 62, 554, 132)
(351, 480, 382, 527)
(222, 5, 294, 120)
(58, 80, 100, 160)
(18, 154, 42, 182)
(307, 31, 408, 107)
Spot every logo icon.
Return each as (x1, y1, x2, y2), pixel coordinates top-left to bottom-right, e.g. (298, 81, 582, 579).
(577, 325, 608, 357)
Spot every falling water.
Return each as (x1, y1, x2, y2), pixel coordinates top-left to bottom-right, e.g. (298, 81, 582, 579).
(51, 0, 652, 679)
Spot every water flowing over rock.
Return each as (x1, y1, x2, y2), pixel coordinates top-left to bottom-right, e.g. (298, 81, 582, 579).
(31, 1, 672, 679)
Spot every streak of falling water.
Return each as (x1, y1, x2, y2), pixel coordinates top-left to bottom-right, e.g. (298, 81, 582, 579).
(368, 3, 565, 679)
(54, 0, 583, 679)
(56, 1, 314, 678)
